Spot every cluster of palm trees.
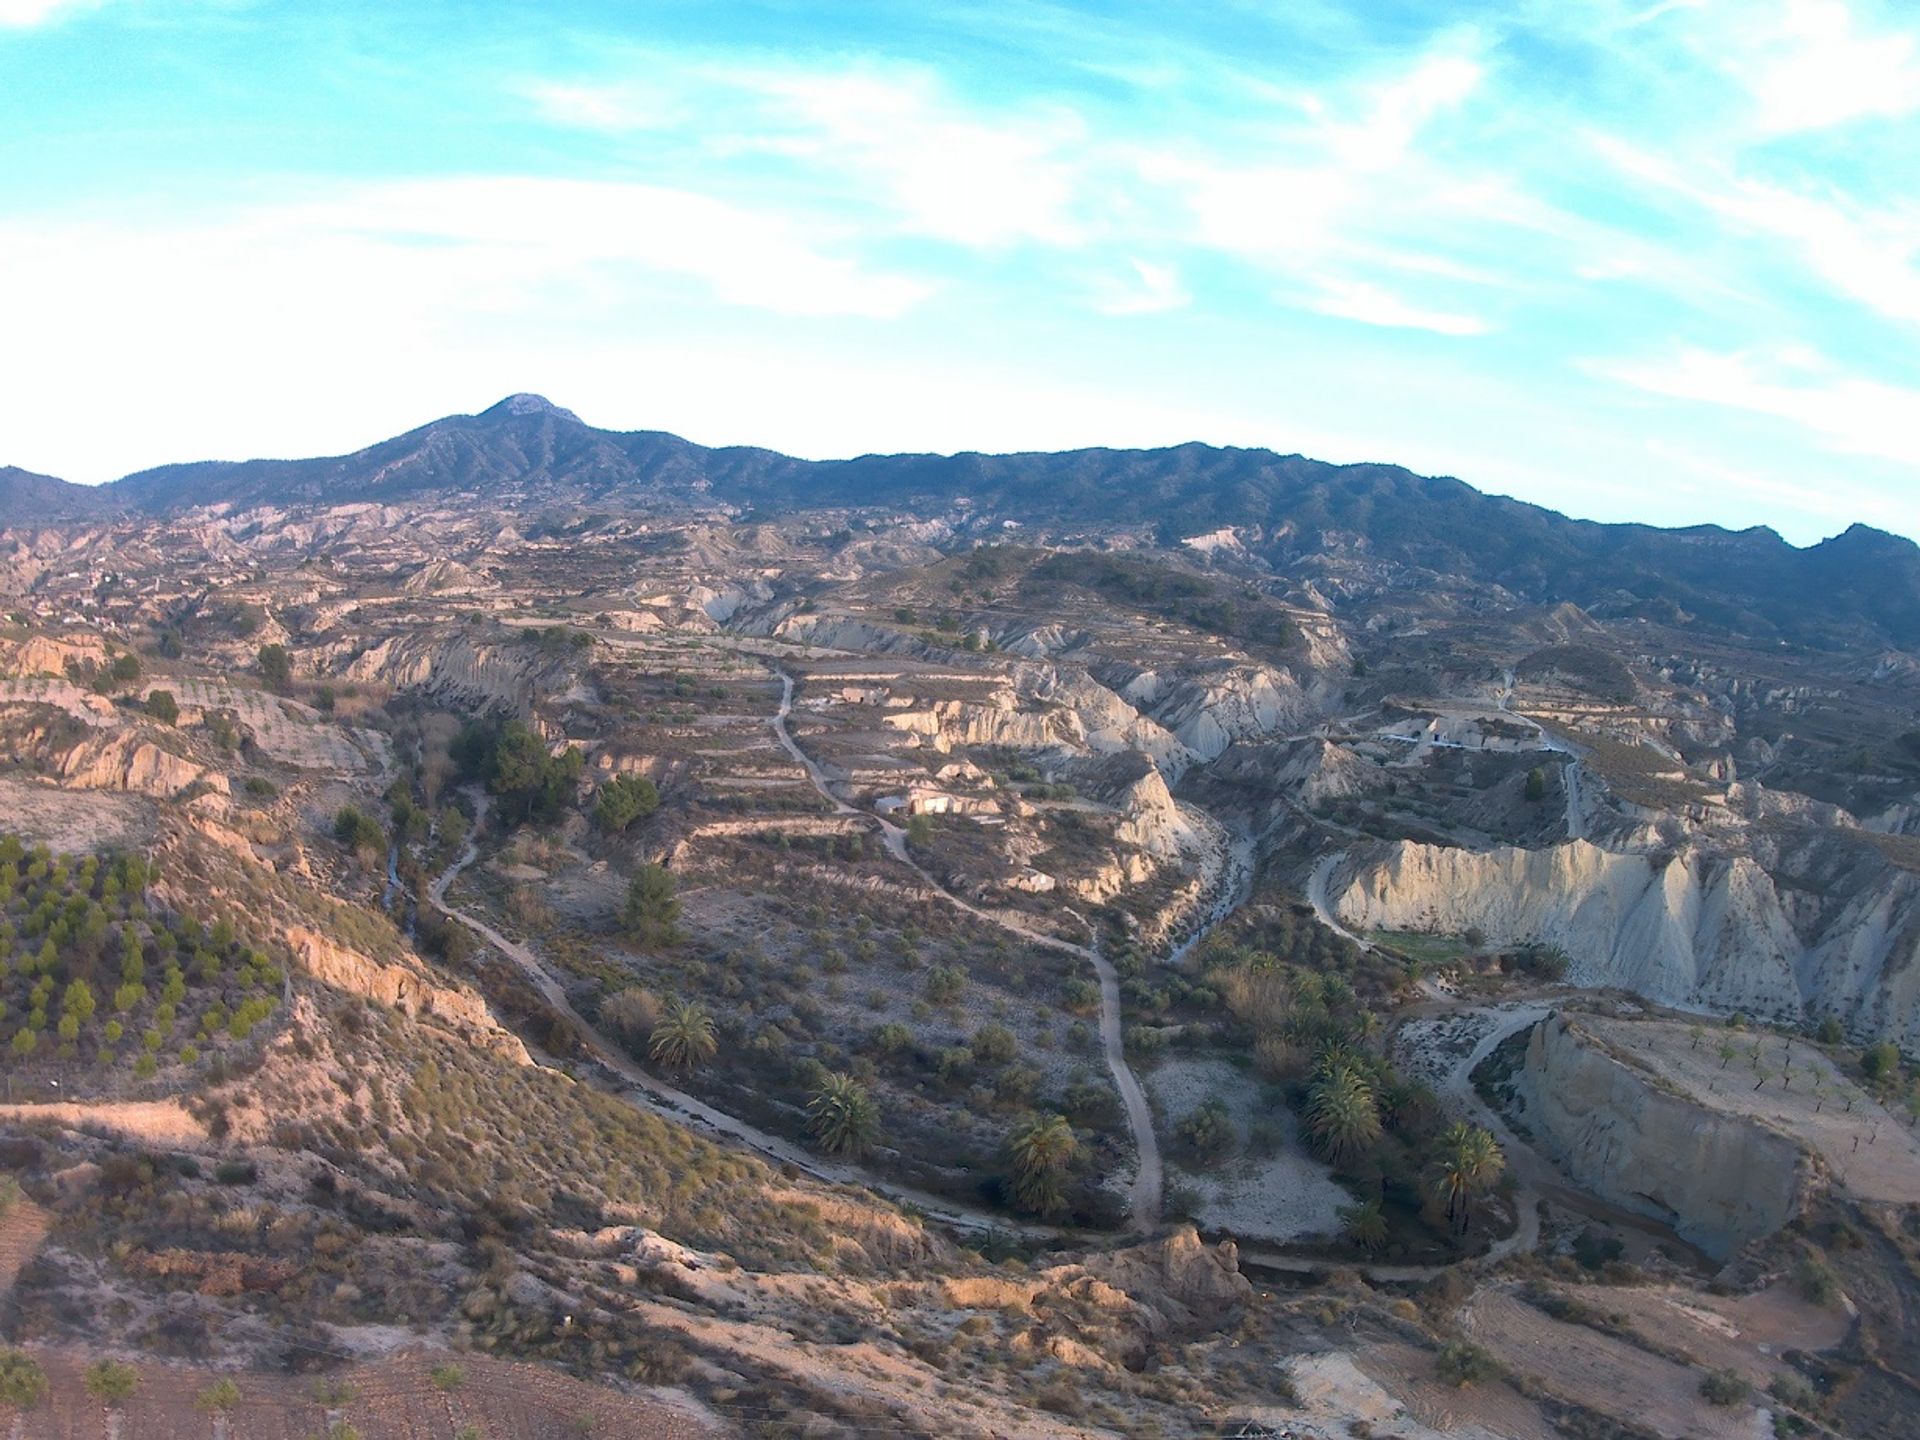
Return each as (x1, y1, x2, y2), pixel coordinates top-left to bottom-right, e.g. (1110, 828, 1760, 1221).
(634, 984, 1087, 1218)
(1304, 1046, 1505, 1244)
(1428, 1122, 1504, 1233)
(632, 996, 892, 1166)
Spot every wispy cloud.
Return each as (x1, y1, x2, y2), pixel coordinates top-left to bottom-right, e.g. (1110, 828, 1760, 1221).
(1092, 258, 1190, 316)
(518, 37, 1510, 334)
(1304, 279, 1490, 336)
(1596, 345, 1920, 468)
(1593, 135, 1920, 328)
(0, 0, 96, 27)
(0, 175, 935, 349)
(5, 0, 1917, 539)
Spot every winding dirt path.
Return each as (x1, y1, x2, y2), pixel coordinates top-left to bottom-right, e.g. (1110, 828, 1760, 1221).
(770, 671, 1165, 1233)
(1563, 757, 1589, 841)
(1307, 851, 1375, 954)
(426, 793, 1051, 1239)
(419, 676, 1567, 1279)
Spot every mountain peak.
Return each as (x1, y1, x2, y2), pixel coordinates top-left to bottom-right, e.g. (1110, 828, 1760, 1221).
(479, 393, 581, 423)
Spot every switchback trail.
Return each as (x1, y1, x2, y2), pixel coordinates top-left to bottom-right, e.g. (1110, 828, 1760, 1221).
(771, 669, 1165, 1234)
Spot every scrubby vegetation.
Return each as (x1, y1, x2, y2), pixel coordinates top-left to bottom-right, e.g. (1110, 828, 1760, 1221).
(453, 719, 585, 826)
(1174, 887, 1510, 1257)
(1027, 551, 1298, 648)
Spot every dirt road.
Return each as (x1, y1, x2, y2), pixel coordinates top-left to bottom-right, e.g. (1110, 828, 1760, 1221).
(426, 793, 1052, 1239)
(771, 670, 1166, 1233)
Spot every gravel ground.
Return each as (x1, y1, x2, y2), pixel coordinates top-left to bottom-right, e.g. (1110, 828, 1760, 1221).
(1146, 1055, 1350, 1242)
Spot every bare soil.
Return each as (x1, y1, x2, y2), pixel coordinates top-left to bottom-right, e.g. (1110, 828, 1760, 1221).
(3, 1348, 721, 1439)
(1460, 1286, 1764, 1439)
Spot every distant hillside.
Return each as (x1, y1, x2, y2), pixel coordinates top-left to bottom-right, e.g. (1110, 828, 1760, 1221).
(7, 394, 1918, 648)
(0, 464, 115, 521)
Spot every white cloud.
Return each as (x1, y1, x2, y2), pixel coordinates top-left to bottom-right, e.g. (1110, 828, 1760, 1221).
(0, 0, 94, 26)
(1304, 278, 1489, 335)
(248, 176, 933, 320)
(739, 67, 1093, 249)
(1092, 259, 1190, 315)
(1593, 134, 1920, 327)
(1637, 437, 1919, 538)
(527, 61, 1091, 250)
(1597, 345, 1920, 467)
(1330, 50, 1485, 170)
(1723, 0, 1920, 133)
(521, 81, 686, 133)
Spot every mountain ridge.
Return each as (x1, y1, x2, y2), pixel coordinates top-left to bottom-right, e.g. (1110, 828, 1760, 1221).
(6, 395, 1917, 648)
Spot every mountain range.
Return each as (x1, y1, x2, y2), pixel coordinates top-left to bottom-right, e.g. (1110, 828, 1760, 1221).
(8, 393, 1918, 649)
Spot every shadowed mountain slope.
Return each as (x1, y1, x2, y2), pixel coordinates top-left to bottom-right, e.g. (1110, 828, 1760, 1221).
(9, 394, 1918, 647)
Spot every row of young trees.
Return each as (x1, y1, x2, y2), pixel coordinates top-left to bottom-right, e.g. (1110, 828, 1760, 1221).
(0, 1351, 243, 1428)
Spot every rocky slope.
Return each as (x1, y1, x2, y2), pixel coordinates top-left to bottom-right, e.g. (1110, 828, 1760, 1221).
(16, 394, 1918, 647)
(1511, 1014, 1811, 1259)
(1335, 834, 1920, 1047)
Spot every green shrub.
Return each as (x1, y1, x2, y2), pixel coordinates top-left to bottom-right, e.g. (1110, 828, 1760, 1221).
(1700, 1368, 1751, 1407)
(1434, 1341, 1502, 1388)
(593, 775, 660, 833)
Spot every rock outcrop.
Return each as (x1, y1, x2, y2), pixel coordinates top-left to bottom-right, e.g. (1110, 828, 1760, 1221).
(939, 1228, 1252, 1367)
(286, 926, 532, 1065)
(1078, 1227, 1254, 1335)
(0, 633, 107, 677)
(1094, 658, 1324, 762)
(58, 732, 230, 802)
(1512, 1015, 1811, 1259)
(343, 631, 579, 714)
(1336, 839, 1805, 1014)
(1108, 760, 1200, 862)
(1335, 835, 1920, 1048)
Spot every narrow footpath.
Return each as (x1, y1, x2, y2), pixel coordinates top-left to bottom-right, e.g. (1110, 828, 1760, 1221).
(770, 670, 1166, 1232)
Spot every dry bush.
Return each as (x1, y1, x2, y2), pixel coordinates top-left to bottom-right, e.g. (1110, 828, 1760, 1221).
(598, 987, 662, 1048)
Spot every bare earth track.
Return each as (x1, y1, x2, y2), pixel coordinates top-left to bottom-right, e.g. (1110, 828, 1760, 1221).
(770, 668, 1166, 1232)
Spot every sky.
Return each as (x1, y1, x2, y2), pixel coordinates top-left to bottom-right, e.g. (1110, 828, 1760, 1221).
(2, 1, 1917, 544)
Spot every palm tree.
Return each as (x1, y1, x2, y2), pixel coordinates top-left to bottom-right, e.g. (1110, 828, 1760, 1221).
(1006, 1113, 1079, 1218)
(1378, 1078, 1436, 1131)
(1306, 1063, 1382, 1164)
(0, 1349, 47, 1440)
(1339, 1197, 1390, 1254)
(85, 1360, 139, 1439)
(1429, 1123, 1505, 1233)
(806, 1072, 879, 1157)
(647, 998, 717, 1075)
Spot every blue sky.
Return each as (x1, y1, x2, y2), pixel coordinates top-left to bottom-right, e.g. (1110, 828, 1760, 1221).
(2, 0, 1917, 544)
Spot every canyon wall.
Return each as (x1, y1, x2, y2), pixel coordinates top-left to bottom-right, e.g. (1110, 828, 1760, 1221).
(1513, 1014, 1810, 1259)
(1335, 837, 1920, 1049)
